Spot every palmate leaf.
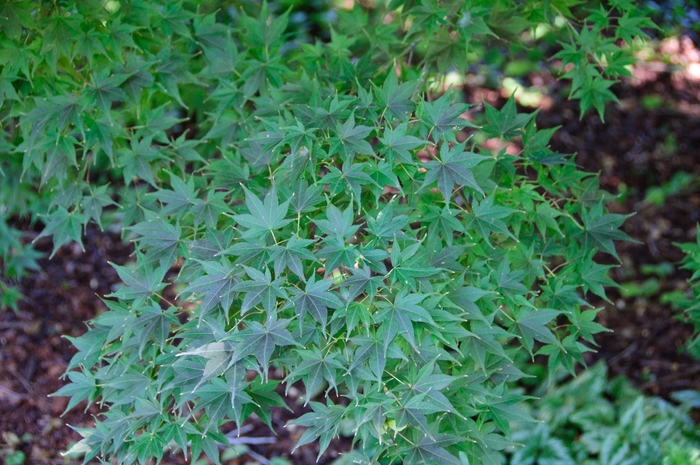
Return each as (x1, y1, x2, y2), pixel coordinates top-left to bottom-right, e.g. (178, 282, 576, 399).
(417, 91, 472, 142)
(375, 290, 436, 351)
(421, 141, 487, 202)
(317, 237, 358, 277)
(270, 234, 317, 281)
(314, 203, 359, 240)
(33, 207, 85, 258)
(482, 386, 533, 436)
(512, 307, 561, 357)
(482, 96, 536, 140)
(285, 347, 344, 404)
(229, 318, 298, 377)
(373, 72, 415, 121)
(229, 185, 292, 241)
(291, 274, 343, 330)
(579, 201, 635, 259)
(51, 370, 98, 414)
(578, 252, 618, 301)
(233, 266, 287, 316)
(149, 173, 198, 216)
(322, 161, 379, 207)
(401, 433, 463, 465)
(398, 363, 461, 418)
(379, 122, 425, 164)
(130, 216, 182, 268)
(182, 260, 242, 324)
(348, 332, 406, 385)
(464, 194, 518, 245)
(289, 401, 346, 460)
(329, 112, 374, 162)
(109, 262, 168, 308)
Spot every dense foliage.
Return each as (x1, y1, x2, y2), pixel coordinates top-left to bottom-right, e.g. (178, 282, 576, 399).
(0, 0, 661, 464)
(511, 362, 700, 465)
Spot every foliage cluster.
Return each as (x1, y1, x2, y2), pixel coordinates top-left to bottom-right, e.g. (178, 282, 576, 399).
(509, 362, 700, 465)
(675, 232, 700, 359)
(0, 0, 660, 464)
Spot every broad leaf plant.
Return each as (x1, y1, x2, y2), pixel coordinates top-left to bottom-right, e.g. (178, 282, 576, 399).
(0, 0, 655, 464)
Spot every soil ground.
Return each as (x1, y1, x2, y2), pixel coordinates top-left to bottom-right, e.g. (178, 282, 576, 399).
(2, 36, 700, 465)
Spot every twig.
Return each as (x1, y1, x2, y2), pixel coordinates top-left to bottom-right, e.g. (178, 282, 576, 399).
(227, 436, 276, 445)
(245, 449, 272, 465)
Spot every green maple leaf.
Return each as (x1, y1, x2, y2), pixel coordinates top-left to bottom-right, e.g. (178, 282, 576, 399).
(81, 185, 118, 230)
(512, 307, 561, 357)
(233, 266, 287, 315)
(230, 186, 292, 241)
(283, 181, 324, 214)
(129, 216, 182, 268)
(417, 91, 472, 142)
(421, 141, 486, 202)
(579, 201, 635, 259)
(355, 391, 395, 441)
(348, 334, 389, 384)
(572, 76, 619, 121)
(373, 72, 415, 121)
(343, 266, 385, 301)
(329, 113, 374, 162)
(314, 203, 359, 240)
(190, 378, 236, 434)
(423, 205, 465, 246)
(402, 433, 463, 465)
(375, 290, 436, 351)
(577, 252, 618, 301)
(109, 262, 168, 307)
(317, 237, 358, 277)
(309, 95, 352, 130)
(117, 137, 167, 187)
(51, 370, 98, 415)
(33, 207, 85, 258)
(230, 318, 297, 376)
(289, 401, 346, 460)
(285, 347, 344, 404)
(183, 260, 242, 324)
(132, 304, 178, 357)
(365, 203, 409, 249)
(90, 70, 129, 118)
(398, 363, 459, 416)
(482, 96, 535, 140)
(464, 194, 518, 245)
(323, 161, 379, 208)
(270, 234, 317, 281)
(0, 2, 33, 40)
(567, 306, 609, 344)
(149, 173, 198, 217)
(482, 386, 533, 436)
(291, 274, 343, 330)
(388, 240, 441, 290)
(191, 190, 231, 229)
(379, 122, 425, 164)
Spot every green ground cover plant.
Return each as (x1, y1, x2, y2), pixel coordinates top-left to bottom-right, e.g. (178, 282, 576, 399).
(510, 362, 700, 465)
(0, 0, 661, 464)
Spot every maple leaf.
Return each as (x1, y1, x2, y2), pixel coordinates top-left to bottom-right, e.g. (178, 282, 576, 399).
(233, 266, 287, 316)
(375, 290, 436, 351)
(578, 201, 635, 259)
(373, 72, 415, 121)
(33, 207, 85, 258)
(229, 186, 292, 241)
(421, 141, 487, 202)
(379, 122, 425, 164)
(291, 274, 343, 330)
